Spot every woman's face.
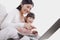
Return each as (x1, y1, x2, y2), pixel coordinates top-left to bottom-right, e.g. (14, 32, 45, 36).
(21, 4, 33, 14)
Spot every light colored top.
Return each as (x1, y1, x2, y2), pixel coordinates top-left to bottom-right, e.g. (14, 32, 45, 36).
(1, 9, 25, 29)
(0, 4, 7, 25)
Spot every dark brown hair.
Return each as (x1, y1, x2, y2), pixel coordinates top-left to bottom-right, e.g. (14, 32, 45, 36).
(25, 12, 35, 22)
(17, 0, 34, 11)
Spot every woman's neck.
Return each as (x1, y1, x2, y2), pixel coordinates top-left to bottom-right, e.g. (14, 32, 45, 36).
(19, 11, 25, 22)
(20, 10, 23, 16)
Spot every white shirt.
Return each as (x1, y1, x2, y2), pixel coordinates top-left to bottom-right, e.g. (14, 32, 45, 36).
(0, 4, 7, 27)
(1, 9, 25, 29)
(0, 27, 19, 40)
(0, 9, 25, 40)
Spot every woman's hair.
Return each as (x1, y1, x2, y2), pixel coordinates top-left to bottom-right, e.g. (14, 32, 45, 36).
(17, 0, 34, 11)
(25, 12, 35, 22)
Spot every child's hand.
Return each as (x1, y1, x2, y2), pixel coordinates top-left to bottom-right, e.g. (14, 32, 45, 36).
(32, 31, 38, 34)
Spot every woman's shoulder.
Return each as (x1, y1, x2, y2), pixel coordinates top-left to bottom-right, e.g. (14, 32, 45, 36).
(8, 8, 19, 15)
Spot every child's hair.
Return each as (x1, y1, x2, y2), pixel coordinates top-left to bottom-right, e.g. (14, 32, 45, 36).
(25, 12, 35, 22)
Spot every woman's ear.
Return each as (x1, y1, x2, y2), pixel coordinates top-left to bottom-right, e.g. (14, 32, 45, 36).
(21, 4, 24, 7)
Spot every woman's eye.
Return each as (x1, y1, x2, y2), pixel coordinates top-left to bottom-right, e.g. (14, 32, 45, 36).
(27, 6, 30, 8)
(27, 6, 31, 10)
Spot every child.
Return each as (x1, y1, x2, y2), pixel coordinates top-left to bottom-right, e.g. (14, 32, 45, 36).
(24, 12, 38, 36)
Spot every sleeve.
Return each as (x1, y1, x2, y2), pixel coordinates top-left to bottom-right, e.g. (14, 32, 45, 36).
(1, 11, 25, 29)
(6, 22, 25, 28)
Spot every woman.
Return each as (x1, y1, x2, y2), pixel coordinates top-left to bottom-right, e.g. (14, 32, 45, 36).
(0, 0, 35, 40)
(1, 0, 34, 29)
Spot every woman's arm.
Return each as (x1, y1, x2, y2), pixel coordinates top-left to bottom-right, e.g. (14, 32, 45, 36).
(1, 12, 25, 29)
(17, 27, 31, 35)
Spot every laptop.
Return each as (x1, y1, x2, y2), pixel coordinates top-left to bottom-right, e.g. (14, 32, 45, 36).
(38, 18, 60, 40)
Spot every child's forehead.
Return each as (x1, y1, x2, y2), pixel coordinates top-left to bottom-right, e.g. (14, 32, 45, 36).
(27, 17, 34, 19)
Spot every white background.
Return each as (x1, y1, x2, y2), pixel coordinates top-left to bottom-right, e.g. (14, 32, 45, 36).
(0, 0, 60, 40)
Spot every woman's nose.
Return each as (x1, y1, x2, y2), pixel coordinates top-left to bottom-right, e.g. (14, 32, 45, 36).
(27, 9, 30, 13)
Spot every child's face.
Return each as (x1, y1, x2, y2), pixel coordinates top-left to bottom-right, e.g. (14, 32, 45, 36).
(26, 17, 34, 23)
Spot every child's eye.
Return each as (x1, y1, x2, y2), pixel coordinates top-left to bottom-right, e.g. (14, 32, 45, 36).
(27, 6, 31, 10)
